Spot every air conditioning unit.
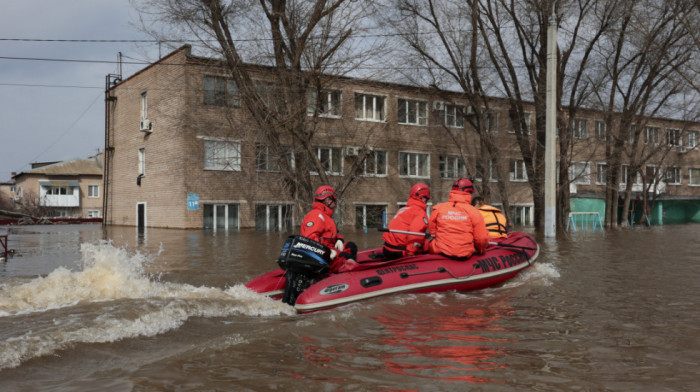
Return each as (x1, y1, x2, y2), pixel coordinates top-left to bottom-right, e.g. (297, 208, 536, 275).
(140, 119, 152, 132)
(433, 101, 445, 110)
(678, 145, 687, 154)
(345, 146, 359, 156)
(13, 195, 21, 201)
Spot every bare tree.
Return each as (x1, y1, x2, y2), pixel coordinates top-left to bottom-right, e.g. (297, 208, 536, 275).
(132, 0, 383, 215)
(382, 0, 514, 224)
(592, 0, 696, 227)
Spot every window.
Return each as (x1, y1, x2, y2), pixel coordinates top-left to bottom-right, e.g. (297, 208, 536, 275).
(689, 168, 700, 186)
(204, 139, 241, 171)
(644, 126, 660, 145)
(484, 111, 498, 133)
(473, 160, 486, 182)
(437, 103, 465, 128)
(665, 167, 682, 185)
(204, 76, 240, 107)
(314, 147, 343, 175)
(399, 152, 429, 178)
(47, 186, 70, 195)
(138, 148, 146, 176)
(256, 144, 294, 172)
(645, 165, 661, 183)
(627, 125, 636, 144)
(569, 162, 591, 184)
(88, 185, 99, 198)
(620, 164, 631, 185)
(398, 99, 428, 126)
(595, 120, 606, 141)
(203, 204, 239, 231)
(308, 89, 342, 117)
(510, 205, 532, 226)
(687, 131, 699, 149)
(141, 92, 148, 120)
(509, 159, 527, 181)
(508, 111, 531, 134)
(355, 93, 386, 121)
(355, 204, 387, 229)
(666, 128, 682, 147)
(256, 144, 280, 172)
(254, 80, 282, 109)
(87, 210, 100, 218)
(439, 155, 467, 179)
(621, 165, 642, 185)
(596, 163, 607, 185)
(255, 204, 293, 231)
(573, 118, 588, 139)
(363, 150, 387, 176)
(489, 159, 498, 181)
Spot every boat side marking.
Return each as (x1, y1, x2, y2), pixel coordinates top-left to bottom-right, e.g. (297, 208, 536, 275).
(295, 258, 536, 312)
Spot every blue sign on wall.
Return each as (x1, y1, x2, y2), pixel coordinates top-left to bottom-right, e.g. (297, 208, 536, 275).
(187, 193, 199, 210)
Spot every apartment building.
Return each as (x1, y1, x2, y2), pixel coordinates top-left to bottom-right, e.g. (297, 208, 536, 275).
(104, 46, 700, 230)
(10, 153, 104, 219)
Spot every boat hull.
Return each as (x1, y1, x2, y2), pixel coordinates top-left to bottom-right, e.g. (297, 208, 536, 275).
(246, 232, 538, 313)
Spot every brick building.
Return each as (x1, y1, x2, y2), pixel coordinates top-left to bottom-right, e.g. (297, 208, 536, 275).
(104, 46, 700, 230)
(9, 153, 104, 219)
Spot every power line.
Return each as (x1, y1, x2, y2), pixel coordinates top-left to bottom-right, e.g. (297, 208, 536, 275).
(0, 82, 101, 89)
(22, 93, 103, 172)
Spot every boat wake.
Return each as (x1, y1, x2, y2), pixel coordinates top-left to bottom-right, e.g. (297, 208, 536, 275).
(0, 241, 293, 370)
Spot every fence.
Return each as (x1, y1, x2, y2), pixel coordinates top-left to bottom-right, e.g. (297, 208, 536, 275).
(566, 212, 604, 232)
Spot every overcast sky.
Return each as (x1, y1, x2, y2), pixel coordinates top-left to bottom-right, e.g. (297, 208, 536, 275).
(0, 1, 160, 181)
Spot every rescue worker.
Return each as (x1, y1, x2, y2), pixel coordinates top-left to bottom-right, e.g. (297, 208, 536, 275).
(428, 178, 489, 259)
(300, 185, 358, 272)
(382, 183, 431, 260)
(471, 196, 508, 239)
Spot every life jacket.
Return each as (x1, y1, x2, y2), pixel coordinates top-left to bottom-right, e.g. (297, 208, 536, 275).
(300, 201, 342, 249)
(478, 204, 508, 239)
(382, 197, 429, 257)
(428, 191, 489, 258)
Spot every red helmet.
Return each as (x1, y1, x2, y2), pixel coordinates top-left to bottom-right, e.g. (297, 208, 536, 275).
(409, 183, 431, 201)
(452, 178, 474, 193)
(314, 185, 337, 202)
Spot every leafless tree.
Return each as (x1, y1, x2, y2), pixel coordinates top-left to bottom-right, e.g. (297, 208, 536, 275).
(132, 0, 384, 216)
(387, 0, 626, 231)
(591, 0, 696, 228)
(381, 0, 514, 224)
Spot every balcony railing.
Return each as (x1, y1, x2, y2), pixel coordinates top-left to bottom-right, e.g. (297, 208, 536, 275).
(41, 194, 80, 207)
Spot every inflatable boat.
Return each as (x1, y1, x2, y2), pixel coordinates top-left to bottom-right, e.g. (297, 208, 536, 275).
(246, 232, 539, 313)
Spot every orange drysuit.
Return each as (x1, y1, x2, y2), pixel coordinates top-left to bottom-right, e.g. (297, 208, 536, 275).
(428, 190, 489, 259)
(382, 197, 429, 257)
(300, 201, 342, 248)
(300, 201, 359, 272)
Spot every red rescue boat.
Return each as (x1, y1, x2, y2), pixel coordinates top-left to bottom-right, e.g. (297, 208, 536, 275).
(246, 232, 539, 313)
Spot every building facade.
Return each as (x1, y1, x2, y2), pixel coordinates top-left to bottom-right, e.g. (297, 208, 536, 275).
(9, 154, 104, 219)
(104, 46, 700, 231)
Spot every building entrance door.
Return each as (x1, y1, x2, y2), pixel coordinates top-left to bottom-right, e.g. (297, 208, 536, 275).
(137, 203, 146, 229)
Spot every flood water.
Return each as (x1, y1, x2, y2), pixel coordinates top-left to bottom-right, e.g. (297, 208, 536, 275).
(0, 223, 698, 391)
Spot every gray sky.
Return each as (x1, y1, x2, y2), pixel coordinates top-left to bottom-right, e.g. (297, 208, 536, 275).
(0, 0, 159, 181)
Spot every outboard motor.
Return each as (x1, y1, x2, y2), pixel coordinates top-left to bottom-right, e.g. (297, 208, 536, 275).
(277, 235, 332, 305)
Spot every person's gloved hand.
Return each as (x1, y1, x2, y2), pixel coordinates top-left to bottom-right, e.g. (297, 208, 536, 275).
(330, 249, 338, 259)
(335, 239, 344, 252)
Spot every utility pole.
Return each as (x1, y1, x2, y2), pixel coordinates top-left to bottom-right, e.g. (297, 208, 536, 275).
(545, 8, 558, 238)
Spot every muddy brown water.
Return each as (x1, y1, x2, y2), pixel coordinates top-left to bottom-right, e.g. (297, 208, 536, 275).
(0, 223, 698, 391)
